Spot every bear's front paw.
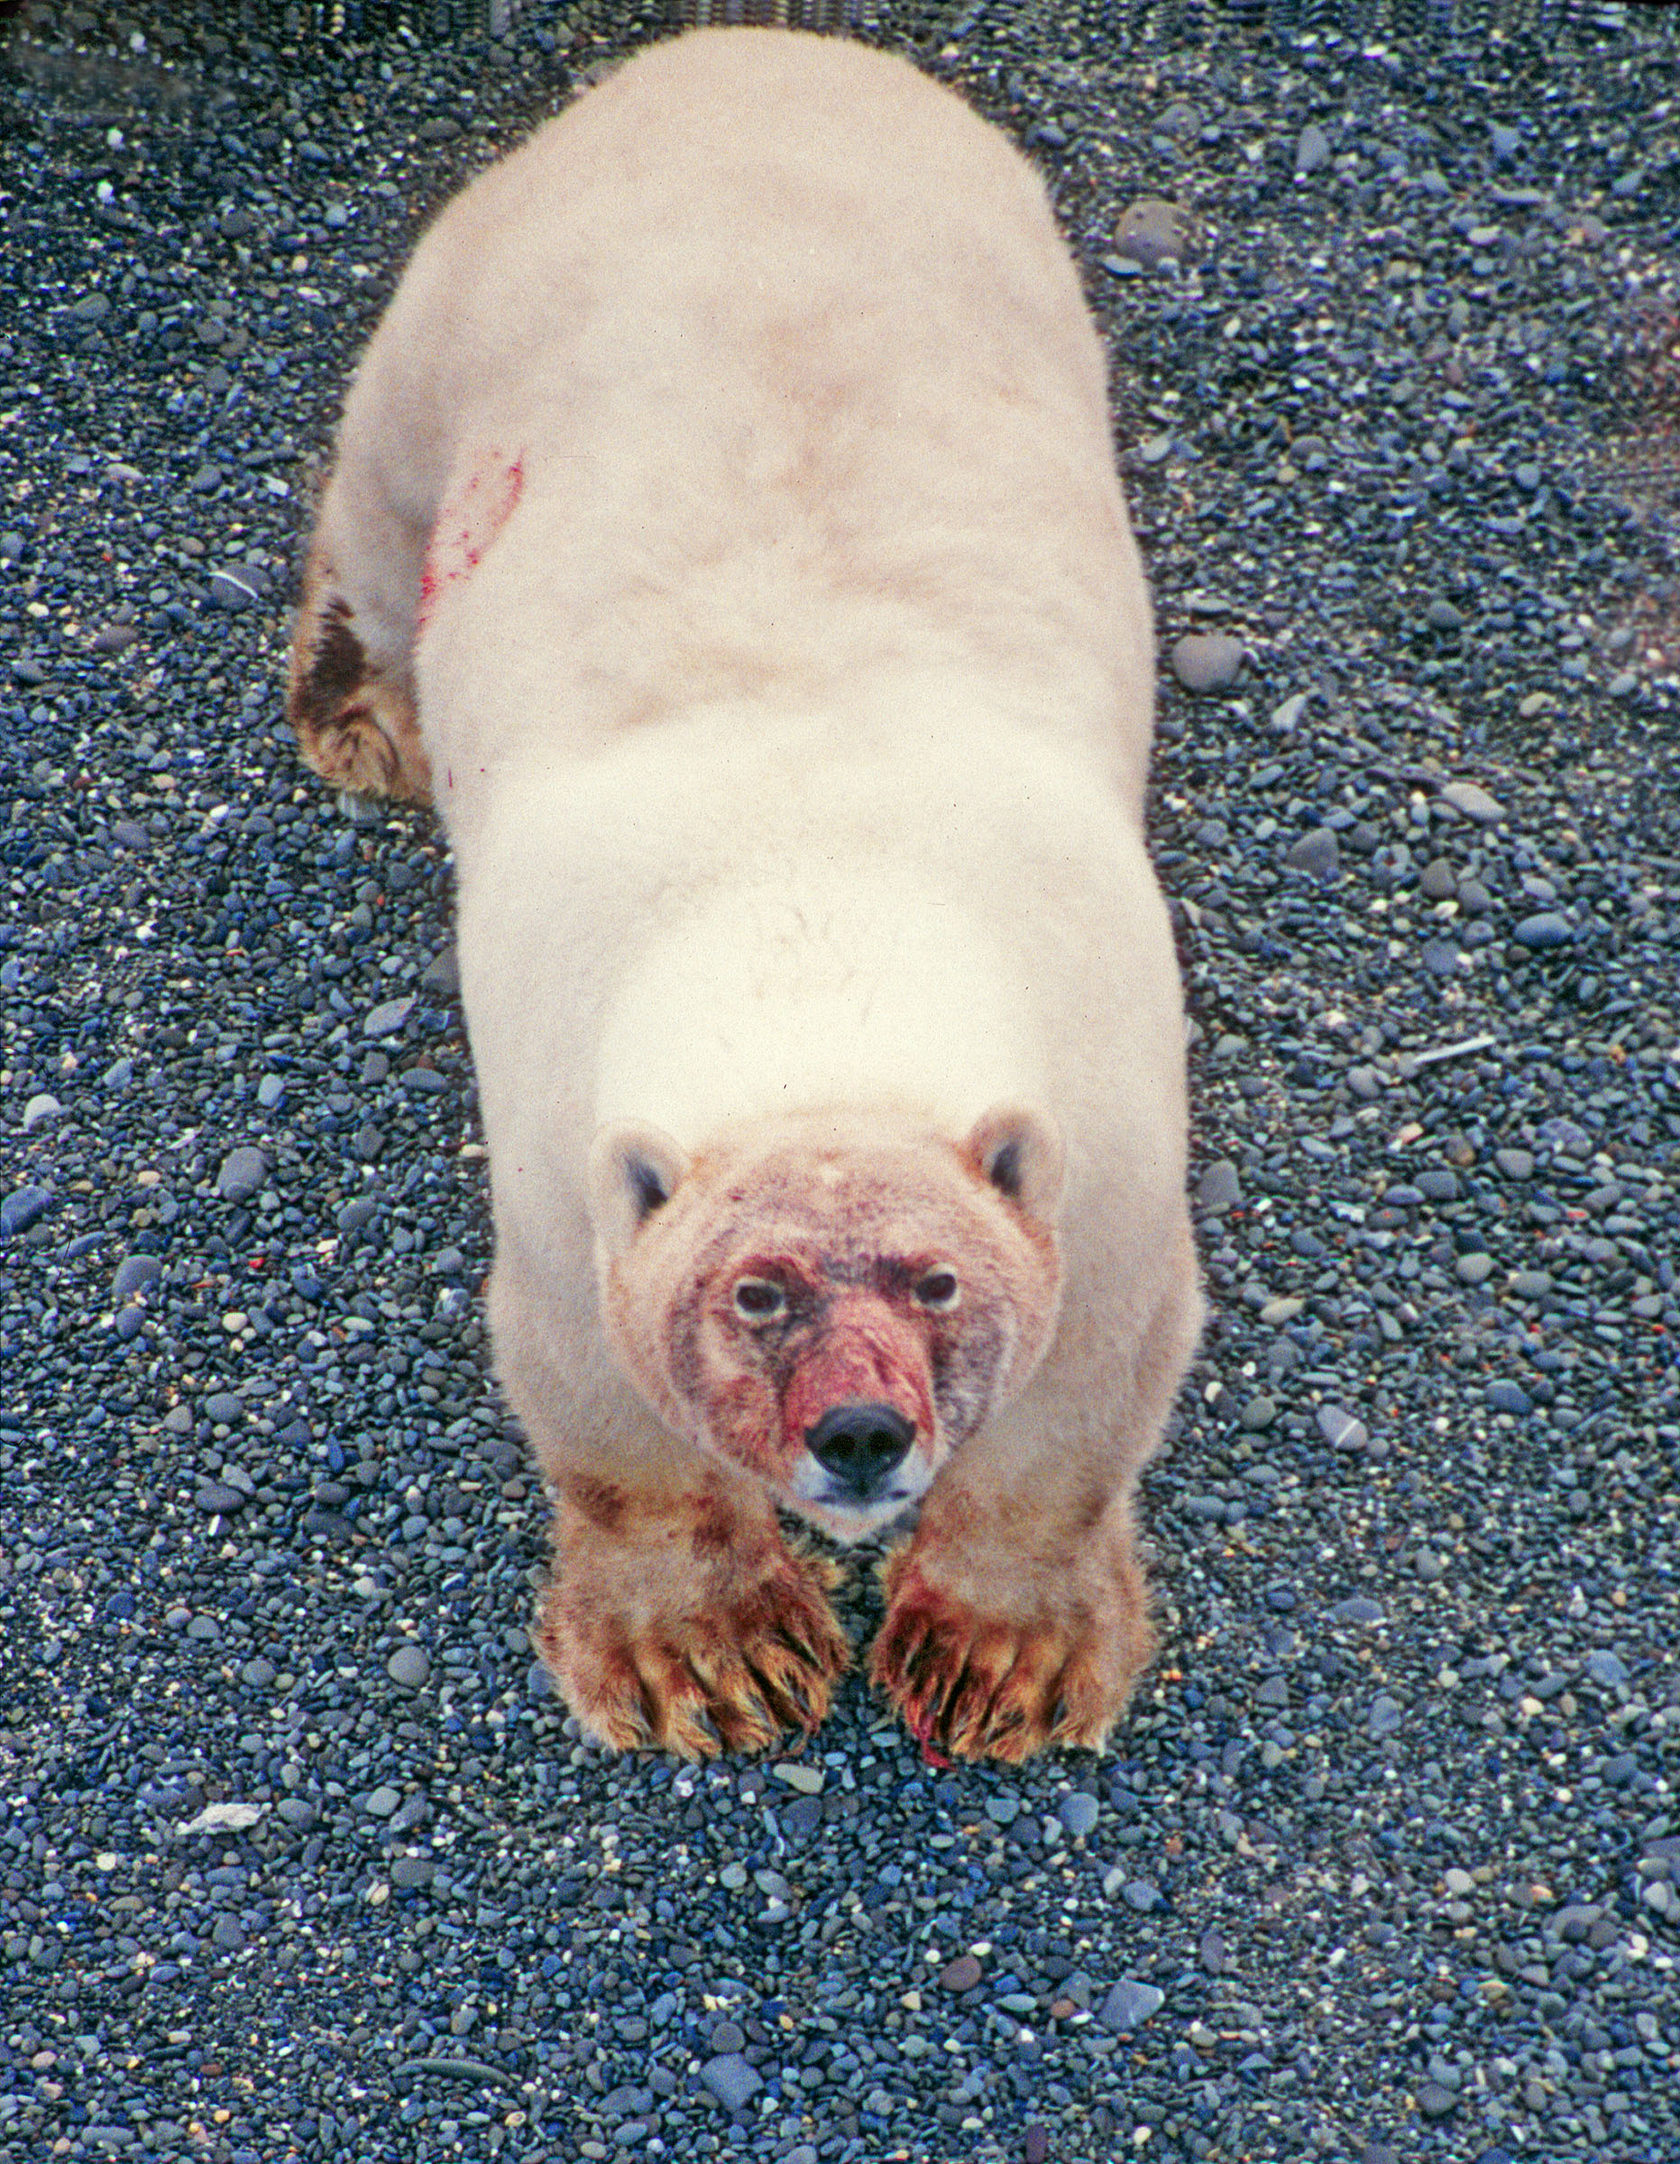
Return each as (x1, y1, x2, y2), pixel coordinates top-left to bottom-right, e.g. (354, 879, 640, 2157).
(536, 1535, 850, 1761)
(869, 1540, 1154, 1763)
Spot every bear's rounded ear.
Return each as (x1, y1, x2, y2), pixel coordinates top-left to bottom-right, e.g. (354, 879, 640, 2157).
(966, 1103, 1065, 1222)
(587, 1122, 690, 1260)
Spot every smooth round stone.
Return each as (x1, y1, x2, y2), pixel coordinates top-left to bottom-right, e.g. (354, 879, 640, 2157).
(1487, 1379, 1532, 1415)
(1294, 121, 1330, 174)
(1317, 1405, 1369, 1452)
(1586, 1651, 1629, 1687)
(390, 1856, 434, 1889)
(1171, 632, 1247, 693)
(1424, 599, 1465, 631)
(1111, 195, 1200, 268)
(1368, 1694, 1403, 1738)
(1058, 1791, 1100, 1840)
(2, 1186, 54, 1237)
(113, 1253, 163, 1303)
(1417, 1169, 1460, 1201)
(363, 1784, 401, 1817)
(1240, 1395, 1277, 1431)
(1421, 939, 1460, 977)
(216, 1145, 267, 1202)
(700, 2053, 761, 2113)
(204, 1391, 245, 1425)
(211, 1915, 247, 1953)
(1495, 1148, 1535, 1179)
(1455, 1253, 1495, 1284)
(1439, 779, 1506, 825)
(940, 1953, 983, 1992)
(24, 1092, 64, 1130)
(387, 1644, 432, 1689)
(1508, 1270, 1553, 1300)
(1285, 826, 1339, 878)
(1420, 857, 1458, 900)
(1514, 911, 1573, 948)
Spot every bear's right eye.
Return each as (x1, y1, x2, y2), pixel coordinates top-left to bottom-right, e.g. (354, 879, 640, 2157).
(733, 1278, 787, 1321)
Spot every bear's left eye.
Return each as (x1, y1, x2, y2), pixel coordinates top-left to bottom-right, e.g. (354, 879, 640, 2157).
(733, 1278, 787, 1321)
(914, 1268, 960, 1311)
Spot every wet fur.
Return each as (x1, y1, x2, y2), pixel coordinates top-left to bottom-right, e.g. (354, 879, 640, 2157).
(288, 29, 1202, 1761)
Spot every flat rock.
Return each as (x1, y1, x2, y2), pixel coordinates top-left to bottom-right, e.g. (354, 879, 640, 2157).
(1098, 1978, 1165, 2032)
(1439, 779, 1507, 825)
(940, 1953, 983, 1992)
(1196, 1160, 1242, 1214)
(1514, 911, 1573, 948)
(363, 995, 415, 1038)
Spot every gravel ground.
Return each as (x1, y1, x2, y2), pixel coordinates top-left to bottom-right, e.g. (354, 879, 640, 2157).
(4, 3, 1679, 2161)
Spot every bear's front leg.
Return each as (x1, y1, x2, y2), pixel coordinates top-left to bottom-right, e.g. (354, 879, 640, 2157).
(869, 1479, 1155, 1763)
(534, 1467, 851, 1759)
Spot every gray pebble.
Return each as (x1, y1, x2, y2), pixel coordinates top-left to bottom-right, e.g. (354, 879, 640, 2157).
(1196, 1159, 1242, 1214)
(216, 1145, 267, 1202)
(1513, 911, 1573, 948)
(1171, 632, 1247, 693)
(2, 1185, 53, 1237)
(700, 2053, 761, 2113)
(1058, 1791, 1100, 1840)
(1439, 779, 1507, 825)
(1317, 1404, 1369, 1452)
(363, 994, 415, 1038)
(1285, 826, 1339, 879)
(1368, 1695, 1404, 1738)
(23, 1092, 63, 1130)
(387, 1644, 432, 1689)
(1099, 1978, 1165, 2032)
(1112, 195, 1200, 268)
(113, 1253, 163, 1303)
(1295, 122, 1330, 175)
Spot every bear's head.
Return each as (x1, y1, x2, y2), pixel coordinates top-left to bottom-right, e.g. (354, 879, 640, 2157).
(587, 1105, 1064, 1538)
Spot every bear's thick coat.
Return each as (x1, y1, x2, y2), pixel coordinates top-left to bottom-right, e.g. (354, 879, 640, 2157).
(289, 27, 1202, 1761)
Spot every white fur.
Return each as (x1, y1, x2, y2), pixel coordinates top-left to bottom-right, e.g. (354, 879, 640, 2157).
(311, 29, 1198, 1522)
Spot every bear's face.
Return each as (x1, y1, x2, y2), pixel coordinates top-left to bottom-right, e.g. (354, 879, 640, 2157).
(589, 1107, 1064, 1538)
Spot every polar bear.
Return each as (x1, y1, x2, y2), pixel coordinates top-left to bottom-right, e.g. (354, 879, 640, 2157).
(288, 27, 1202, 1761)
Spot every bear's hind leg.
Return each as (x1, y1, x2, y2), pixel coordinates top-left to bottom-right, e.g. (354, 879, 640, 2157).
(287, 473, 431, 803)
(535, 1467, 852, 1759)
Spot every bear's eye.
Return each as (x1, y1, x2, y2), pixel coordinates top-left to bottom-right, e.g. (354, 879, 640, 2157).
(733, 1277, 787, 1322)
(914, 1268, 960, 1311)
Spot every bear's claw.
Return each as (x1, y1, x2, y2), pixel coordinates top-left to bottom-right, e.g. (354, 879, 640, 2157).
(870, 1550, 1152, 1763)
(536, 1548, 850, 1761)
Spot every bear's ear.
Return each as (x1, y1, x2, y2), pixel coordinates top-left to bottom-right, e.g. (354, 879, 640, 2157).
(587, 1122, 690, 1260)
(966, 1103, 1065, 1222)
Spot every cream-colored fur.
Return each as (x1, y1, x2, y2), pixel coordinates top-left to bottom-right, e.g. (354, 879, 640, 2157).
(289, 27, 1202, 1761)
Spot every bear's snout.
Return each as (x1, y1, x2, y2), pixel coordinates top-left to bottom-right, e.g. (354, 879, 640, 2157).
(805, 1401, 915, 1500)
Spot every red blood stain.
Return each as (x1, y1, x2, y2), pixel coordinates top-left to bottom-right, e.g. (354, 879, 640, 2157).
(417, 450, 524, 633)
(780, 1296, 932, 1459)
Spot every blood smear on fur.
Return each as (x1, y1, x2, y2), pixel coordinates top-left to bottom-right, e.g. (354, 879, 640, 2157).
(418, 450, 524, 631)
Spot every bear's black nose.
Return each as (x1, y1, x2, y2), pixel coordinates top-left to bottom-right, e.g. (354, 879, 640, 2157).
(805, 1402, 915, 1496)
